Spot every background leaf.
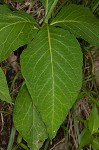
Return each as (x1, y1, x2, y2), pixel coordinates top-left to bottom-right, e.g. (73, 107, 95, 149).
(0, 5, 38, 62)
(79, 128, 93, 149)
(21, 25, 82, 139)
(92, 138, 99, 150)
(51, 4, 99, 46)
(0, 4, 11, 14)
(0, 67, 12, 103)
(88, 105, 99, 134)
(13, 84, 47, 150)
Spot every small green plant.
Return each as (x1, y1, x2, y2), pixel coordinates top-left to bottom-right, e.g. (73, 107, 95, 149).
(79, 105, 99, 150)
(0, 1, 99, 149)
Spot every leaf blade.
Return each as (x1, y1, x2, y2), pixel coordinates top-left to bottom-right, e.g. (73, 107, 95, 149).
(51, 4, 99, 46)
(0, 6, 38, 62)
(21, 25, 83, 139)
(13, 84, 47, 150)
(92, 138, 99, 150)
(0, 67, 12, 103)
(88, 105, 99, 134)
(79, 128, 93, 149)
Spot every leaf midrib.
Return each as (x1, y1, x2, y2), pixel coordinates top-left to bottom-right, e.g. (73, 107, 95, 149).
(47, 26, 55, 133)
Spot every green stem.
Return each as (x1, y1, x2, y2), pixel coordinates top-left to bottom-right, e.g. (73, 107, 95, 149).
(44, 0, 59, 24)
(19, 143, 29, 150)
(92, 1, 99, 12)
(7, 126, 16, 150)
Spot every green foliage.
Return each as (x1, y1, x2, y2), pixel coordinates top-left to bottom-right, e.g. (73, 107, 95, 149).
(13, 84, 47, 149)
(0, 67, 12, 103)
(90, 0, 99, 12)
(92, 138, 99, 150)
(0, 5, 38, 62)
(79, 105, 99, 149)
(51, 4, 99, 46)
(21, 25, 82, 139)
(79, 128, 93, 149)
(88, 105, 99, 134)
(0, 1, 99, 149)
(0, 4, 11, 14)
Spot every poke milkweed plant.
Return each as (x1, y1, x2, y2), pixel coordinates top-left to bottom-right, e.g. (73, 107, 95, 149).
(0, 0, 99, 149)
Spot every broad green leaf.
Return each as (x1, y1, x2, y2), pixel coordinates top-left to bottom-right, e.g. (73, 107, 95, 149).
(0, 6, 38, 62)
(92, 138, 99, 150)
(51, 4, 99, 46)
(13, 84, 47, 150)
(21, 25, 82, 139)
(79, 128, 93, 149)
(0, 5, 11, 14)
(0, 67, 12, 103)
(88, 105, 99, 134)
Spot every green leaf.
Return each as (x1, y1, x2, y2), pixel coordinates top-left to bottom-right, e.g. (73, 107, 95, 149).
(0, 67, 12, 103)
(0, 4, 11, 14)
(79, 128, 93, 149)
(21, 25, 82, 139)
(0, 6, 38, 62)
(51, 4, 99, 46)
(13, 84, 47, 150)
(92, 138, 99, 150)
(88, 105, 99, 134)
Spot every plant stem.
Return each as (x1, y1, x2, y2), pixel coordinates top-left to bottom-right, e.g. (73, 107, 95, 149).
(92, 1, 99, 12)
(7, 126, 16, 150)
(20, 143, 29, 150)
(44, 0, 59, 24)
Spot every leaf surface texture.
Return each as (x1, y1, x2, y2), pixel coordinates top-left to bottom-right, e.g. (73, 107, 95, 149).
(0, 68, 11, 103)
(13, 84, 47, 150)
(51, 4, 99, 46)
(21, 25, 83, 138)
(0, 6, 38, 62)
